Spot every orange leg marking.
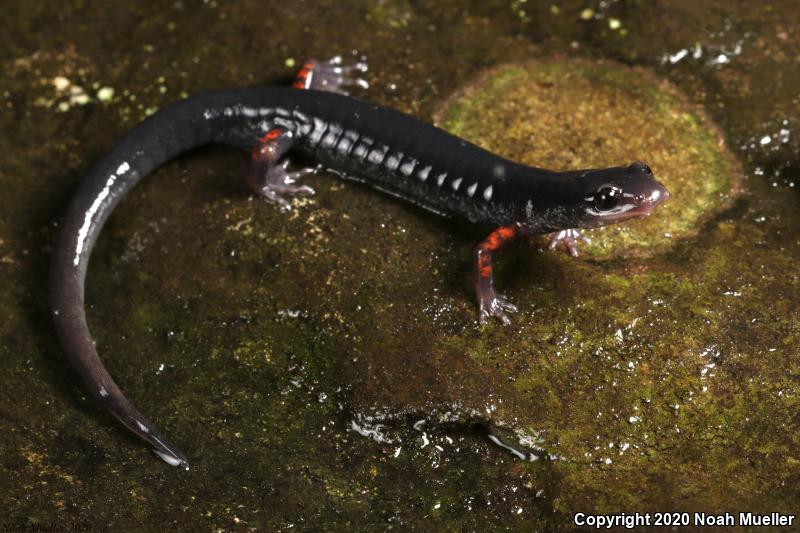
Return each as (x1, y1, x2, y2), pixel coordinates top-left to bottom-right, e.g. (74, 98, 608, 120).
(292, 61, 316, 89)
(474, 224, 522, 280)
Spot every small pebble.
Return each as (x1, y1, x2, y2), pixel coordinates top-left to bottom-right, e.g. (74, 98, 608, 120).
(53, 76, 71, 91)
(97, 87, 115, 101)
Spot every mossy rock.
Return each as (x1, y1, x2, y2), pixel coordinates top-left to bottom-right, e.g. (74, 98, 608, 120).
(434, 58, 741, 258)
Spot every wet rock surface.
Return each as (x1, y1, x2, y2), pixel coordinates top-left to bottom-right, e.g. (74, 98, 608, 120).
(1, 0, 799, 529)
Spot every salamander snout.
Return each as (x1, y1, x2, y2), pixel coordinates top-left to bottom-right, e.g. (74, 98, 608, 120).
(647, 180, 669, 205)
(620, 162, 670, 217)
(627, 161, 669, 212)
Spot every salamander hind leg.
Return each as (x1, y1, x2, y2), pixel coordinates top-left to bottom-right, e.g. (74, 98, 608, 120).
(474, 224, 523, 325)
(246, 127, 316, 211)
(292, 55, 369, 95)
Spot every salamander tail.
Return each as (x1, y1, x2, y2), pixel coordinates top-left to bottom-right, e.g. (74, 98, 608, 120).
(50, 270, 190, 468)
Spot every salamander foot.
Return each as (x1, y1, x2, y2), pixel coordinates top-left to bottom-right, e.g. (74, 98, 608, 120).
(478, 291, 518, 326)
(547, 229, 590, 257)
(253, 160, 316, 211)
(293, 55, 369, 95)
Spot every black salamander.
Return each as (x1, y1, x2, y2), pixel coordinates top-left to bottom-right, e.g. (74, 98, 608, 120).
(50, 57, 669, 468)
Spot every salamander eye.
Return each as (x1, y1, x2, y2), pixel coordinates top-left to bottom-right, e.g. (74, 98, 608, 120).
(629, 161, 653, 175)
(594, 185, 622, 211)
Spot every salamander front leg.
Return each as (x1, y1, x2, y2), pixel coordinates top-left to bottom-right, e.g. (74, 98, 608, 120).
(246, 127, 316, 211)
(547, 229, 591, 257)
(293, 55, 369, 95)
(474, 223, 524, 325)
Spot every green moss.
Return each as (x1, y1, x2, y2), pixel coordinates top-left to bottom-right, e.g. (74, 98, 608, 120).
(366, 0, 414, 28)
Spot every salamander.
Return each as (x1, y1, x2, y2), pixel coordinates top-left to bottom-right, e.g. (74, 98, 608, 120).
(49, 56, 669, 468)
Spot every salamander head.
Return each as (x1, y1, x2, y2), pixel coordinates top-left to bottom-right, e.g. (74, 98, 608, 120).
(523, 161, 669, 231)
(578, 161, 669, 227)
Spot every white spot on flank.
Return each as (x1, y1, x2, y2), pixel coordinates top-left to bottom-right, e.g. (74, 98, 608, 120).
(451, 177, 462, 191)
(337, 135, 356, 153)
(135, 420, 150, 433)
(417, 165, 432, 181)
(99, 386, 108, 397)
(466, 182, 478, 197)
(368, 145, 388, 165)
(384, 153, 400, 170)
(399, 159, 416, 176)
(116, 162, 130, 175)
(525, 199, 534, 219)
(436, 173, 447, 186)
(483, 185, 493, 201)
